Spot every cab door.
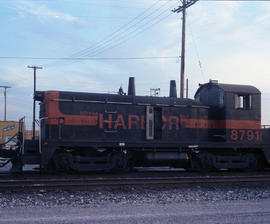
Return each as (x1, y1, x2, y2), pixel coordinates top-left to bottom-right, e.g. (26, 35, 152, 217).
(146, 106, 162, 140)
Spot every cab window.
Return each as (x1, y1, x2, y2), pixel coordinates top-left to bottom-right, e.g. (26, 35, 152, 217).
(235, 94, 251, 109)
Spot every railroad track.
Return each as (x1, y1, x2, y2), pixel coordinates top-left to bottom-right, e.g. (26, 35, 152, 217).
(1, 173, 270, 190)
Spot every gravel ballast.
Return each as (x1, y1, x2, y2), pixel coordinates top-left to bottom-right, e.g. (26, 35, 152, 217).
(1, 183, 270, 208)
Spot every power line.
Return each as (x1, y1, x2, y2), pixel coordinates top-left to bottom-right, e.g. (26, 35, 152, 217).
(203, 0, 267, 1)
(0, 56, 179, 61)
(78, 3, 176, 58)
(76, 0, 173, 57)
(42, 3, 178, 68)
(2, 0, 267, 1)
(42, 0, 171, 67)
(187, 19, 206, 83)
(86, 9, 175, 57)
(71, 0, 171, 57)
(43, 0, 266, 68)
(70, 0, 165, 58)
(0, 12, 145, 20)
(19, 0, 266, 69)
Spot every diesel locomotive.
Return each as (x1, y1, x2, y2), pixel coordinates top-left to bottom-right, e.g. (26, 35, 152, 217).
(1, 77, 270, 172)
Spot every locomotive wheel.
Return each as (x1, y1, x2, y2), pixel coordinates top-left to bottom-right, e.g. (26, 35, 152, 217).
(53, 152, 73, 172)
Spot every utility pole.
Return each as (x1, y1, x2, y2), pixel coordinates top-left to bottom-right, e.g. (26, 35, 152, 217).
(27, 65, 42, 140)
(172, 0, 198, 98)
(0, 86, 11, 121)
(186, 78, 189, 98)
(180, 0, 186, 99)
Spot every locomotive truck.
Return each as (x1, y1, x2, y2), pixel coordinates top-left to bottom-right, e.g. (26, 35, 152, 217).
(1, 77, 270, 172)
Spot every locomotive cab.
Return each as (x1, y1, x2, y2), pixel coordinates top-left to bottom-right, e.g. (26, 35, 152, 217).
(195, 80, 261, 142)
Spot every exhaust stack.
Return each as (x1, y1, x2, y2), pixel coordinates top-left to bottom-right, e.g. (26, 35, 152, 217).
(169, 80, 177, 98)
(128, 77, 136, 96)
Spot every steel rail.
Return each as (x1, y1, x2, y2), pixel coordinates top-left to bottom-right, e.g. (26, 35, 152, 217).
(1, 174, 270, 190)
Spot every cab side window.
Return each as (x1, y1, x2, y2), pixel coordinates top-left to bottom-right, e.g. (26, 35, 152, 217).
(235, 94, 252, 109)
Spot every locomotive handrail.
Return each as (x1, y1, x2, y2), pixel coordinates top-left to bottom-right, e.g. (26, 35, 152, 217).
(53, 98, 133, 105)
(18, 116, 25, 155)
(39, 117, 64, 154)
(262, 125, 270, 129)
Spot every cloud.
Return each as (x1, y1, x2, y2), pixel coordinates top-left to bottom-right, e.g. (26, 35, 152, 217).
(189, 1, 242, 29)
(255, 3, 270, 26)
(0, 66, 33, 89)
(14, 0, 78, 22)
(39, 71, 104, 93)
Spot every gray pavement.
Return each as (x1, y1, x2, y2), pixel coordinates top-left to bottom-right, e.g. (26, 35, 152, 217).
(0, 199, 269, 224)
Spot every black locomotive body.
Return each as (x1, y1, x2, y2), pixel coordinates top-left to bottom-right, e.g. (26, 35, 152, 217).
(1, 77, 270, 172)
(35, 79, 210, 171)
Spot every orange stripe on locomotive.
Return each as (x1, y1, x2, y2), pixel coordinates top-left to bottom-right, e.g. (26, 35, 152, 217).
(43, 91, 261, 131)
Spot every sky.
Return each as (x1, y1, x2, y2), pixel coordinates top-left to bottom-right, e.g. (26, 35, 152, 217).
(0, 0, 270, 129)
